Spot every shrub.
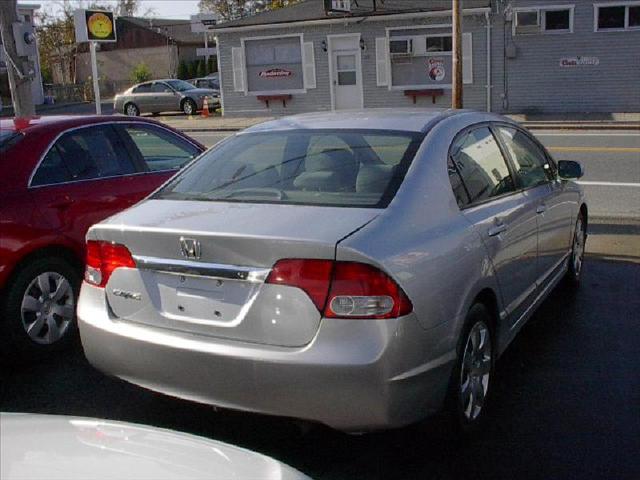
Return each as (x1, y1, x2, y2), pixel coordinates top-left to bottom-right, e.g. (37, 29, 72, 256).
(177, 60, 189, 80)
(130, 62, 152, 84)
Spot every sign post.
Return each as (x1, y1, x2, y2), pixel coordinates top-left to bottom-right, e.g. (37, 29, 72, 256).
(452, 0, 463, 109)
(191, 14, 218, 65)
(74, 9, 117, 114)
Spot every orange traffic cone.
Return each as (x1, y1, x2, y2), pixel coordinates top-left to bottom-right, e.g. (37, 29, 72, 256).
(201, 97, 210, 118)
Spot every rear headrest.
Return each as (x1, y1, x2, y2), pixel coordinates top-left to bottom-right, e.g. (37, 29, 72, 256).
(307, 148, 356, 173)
(356, 164, 396, 193)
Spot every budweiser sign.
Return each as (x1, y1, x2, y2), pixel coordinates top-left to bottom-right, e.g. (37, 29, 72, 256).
(259, 68, 293, 78)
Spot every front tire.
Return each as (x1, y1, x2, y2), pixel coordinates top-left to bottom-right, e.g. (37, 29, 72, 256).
(447, 304, 495, 436)
(182, 98, 197, 115)
(0, 257, 80, 356)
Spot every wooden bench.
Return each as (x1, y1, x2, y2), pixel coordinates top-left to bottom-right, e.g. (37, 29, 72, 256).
(257, 94, 292, 108)
(404, 89, 445, 104)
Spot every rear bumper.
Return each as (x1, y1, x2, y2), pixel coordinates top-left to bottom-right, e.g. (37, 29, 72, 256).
(78, 283, 455, 432)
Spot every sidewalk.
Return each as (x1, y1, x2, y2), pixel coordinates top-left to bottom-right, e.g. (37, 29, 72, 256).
(158, 114, 273, 132)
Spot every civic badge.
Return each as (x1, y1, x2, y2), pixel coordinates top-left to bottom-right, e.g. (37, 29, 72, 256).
(179, 237, 201, 260)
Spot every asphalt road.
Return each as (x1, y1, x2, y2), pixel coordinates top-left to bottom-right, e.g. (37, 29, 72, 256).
(2, 252, 639, 480)
(188, 130, 640, 221)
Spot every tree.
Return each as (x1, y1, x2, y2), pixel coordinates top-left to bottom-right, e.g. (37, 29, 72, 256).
(116, 0, 139, 16)
(207, 56, 217, 74)
(130, 62, 152, 83)
(177, 60, 189, 80)
(196, 60, 206, 78)
(35, 2, 78, 85)
(198, 0, 300, 21)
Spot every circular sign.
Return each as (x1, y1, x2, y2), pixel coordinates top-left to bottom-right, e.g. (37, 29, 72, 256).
(87, 12, 113, 39)
(428, 58, 446, 82)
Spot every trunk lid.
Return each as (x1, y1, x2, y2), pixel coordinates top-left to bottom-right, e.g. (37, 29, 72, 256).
(91, 200, 378, 347)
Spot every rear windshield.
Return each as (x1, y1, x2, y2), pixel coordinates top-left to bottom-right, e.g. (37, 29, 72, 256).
(154, 129, 423, 208)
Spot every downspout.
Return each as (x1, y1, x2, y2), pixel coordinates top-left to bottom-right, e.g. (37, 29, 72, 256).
(215, 36, 225, 116)
(485, 10, 492, 112)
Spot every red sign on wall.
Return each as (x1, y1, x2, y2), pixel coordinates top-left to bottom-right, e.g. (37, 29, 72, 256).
(259, 68, 293, 78)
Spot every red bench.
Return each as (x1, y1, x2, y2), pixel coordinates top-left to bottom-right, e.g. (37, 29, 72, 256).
(257, 94, 292, 108)
(404, 89, 445, 104)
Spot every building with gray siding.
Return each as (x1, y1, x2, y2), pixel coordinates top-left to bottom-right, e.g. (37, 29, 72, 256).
(212, 0, 640, 116)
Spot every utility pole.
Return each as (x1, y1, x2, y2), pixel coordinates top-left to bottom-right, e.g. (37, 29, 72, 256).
(0, 0, 35, 117)
(452, 0, 463, 109)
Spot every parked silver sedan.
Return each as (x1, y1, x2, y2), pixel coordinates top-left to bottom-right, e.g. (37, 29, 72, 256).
(78, 109, 587, 433)
(114, 79, 219, 116)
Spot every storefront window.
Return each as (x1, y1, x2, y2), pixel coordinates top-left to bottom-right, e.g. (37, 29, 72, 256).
(629, 6, 640, 27)
(544, 9, 571, 31)
(244, 36, 304, 93)
(389, 31, 453, 88)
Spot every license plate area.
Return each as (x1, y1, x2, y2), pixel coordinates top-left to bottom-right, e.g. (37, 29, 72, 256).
(155, 272, 260, 327)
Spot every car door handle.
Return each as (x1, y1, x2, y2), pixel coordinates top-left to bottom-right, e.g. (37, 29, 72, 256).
(536, 204, 547, 214)
(488, 218, 507, 237)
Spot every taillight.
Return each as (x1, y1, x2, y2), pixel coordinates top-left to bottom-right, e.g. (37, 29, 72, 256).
(265, 259, 412, 319)
(85, 240, 136, 288)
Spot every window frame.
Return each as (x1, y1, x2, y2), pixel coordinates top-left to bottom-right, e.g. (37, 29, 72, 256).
(594, 1, 640, 31)
(512, 5, 575, 35)
(28, 122, 201, 189)
(240, 33, 307, 96)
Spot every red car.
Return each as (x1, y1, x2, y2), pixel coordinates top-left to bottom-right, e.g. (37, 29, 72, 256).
(0, 116, 204, 353)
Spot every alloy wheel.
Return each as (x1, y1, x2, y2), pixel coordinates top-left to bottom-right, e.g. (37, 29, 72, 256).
(183, 100, 195, 115)
(126, 104, 139, 116)
(20, 272, 75, 345)
(459, 321, 492, 421)
(572, 216, 585, 276)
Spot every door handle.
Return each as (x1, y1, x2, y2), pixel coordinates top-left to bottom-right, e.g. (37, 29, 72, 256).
(536, 204, 547, 214)
(487, 218, 507, 237)
(50, 196, 74, 209)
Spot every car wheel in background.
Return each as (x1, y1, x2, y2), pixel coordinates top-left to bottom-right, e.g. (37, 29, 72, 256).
(447, 303, 495, 436)
(124, 103, 140, 116)
(0, 257, 80, 356)
(566, 211, 587, 285)
(182, 98, 197, 116)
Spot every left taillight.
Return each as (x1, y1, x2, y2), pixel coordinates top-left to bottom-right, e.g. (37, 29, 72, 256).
(85, 240, 136, 288)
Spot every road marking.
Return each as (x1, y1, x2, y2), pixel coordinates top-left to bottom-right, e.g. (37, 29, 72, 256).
(578, 181, 640, 187)
(547, 146, 640, 153)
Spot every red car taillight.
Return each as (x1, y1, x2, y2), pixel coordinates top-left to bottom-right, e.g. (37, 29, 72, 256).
(85, 240, 136, 288)
(265, 259, 413, 319)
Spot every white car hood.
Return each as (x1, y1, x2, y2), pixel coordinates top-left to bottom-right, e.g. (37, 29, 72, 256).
(1, 413, 309, 480)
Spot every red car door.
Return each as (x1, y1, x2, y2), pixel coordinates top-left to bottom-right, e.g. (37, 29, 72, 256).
(28, 124, 150, 247)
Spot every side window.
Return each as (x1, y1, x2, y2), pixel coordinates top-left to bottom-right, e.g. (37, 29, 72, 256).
(133, 83, 151, 94)
(150, 82, 170, 93)
(496, 126, 554, 188)
(450, 127, 516, 205)
(122, 125, 200, 172)
(31, 126, 137, 186)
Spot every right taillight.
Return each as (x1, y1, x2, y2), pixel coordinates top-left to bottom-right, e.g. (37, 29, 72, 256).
(85, 240, 136, 288)
(265, 259, 413, 320)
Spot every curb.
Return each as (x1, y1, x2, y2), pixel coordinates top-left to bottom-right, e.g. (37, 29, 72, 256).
(521, 123, 640, 131)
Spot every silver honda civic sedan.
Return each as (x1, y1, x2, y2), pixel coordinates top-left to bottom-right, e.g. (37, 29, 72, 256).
(78, 109, 587, 433)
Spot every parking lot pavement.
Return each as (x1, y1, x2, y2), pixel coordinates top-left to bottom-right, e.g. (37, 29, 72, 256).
(1, 227, 639, 480)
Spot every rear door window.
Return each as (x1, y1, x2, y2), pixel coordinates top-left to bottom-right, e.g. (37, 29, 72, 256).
(31, 125, 138, 186)
(154, 130, 423, 208)
(120, 124, 200, 172)
(449, 127, 516, 205)
(133, 83, 152, 93)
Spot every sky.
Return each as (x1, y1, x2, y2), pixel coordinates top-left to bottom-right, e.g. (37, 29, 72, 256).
(23, 0, 201, 19)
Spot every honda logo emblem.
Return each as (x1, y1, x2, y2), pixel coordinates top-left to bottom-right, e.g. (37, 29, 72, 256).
(179, 237, 201, 260)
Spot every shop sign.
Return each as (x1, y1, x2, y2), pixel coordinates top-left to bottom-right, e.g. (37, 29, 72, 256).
(560, 57, 600, 67)
(259, 68, 293, 78)
(427, 58, 446, 82)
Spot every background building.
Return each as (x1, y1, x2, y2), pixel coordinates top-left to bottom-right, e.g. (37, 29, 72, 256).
(212, 0, 640, 116)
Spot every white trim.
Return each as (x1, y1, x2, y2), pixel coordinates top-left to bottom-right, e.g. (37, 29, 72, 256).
(593, 2, 640, 32)
(512, 5, 575, 35)
(385, 24, 452, 33)
(375, 37, 389, 87)
(327, 33, 364, 111)
(390, 84, 453, 91)
(485, 11, 492, 112)
(215, 36, 225, 115)
(210, 8, 492, 34)
(239, 33, 307, 96)
(302, 41, 316, 89)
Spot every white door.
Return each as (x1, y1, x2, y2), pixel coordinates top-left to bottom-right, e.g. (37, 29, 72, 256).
(331, 48, 362, 110)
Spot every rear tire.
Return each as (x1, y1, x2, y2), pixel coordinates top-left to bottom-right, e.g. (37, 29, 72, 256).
(0, 257, 81, 357)
(446, 304, 495, 437)
(124, 103, 140, 116)
(566, 211, 587, 286)
(182, 98, 197, 116)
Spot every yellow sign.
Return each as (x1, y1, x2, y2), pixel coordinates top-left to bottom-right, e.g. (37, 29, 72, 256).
(83, 10, 116, 42)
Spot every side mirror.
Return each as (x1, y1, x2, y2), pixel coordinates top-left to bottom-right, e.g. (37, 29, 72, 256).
(558, 160, 584, 180)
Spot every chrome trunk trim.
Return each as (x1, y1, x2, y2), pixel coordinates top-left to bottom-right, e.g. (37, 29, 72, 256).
(133, 256, 271, 282)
